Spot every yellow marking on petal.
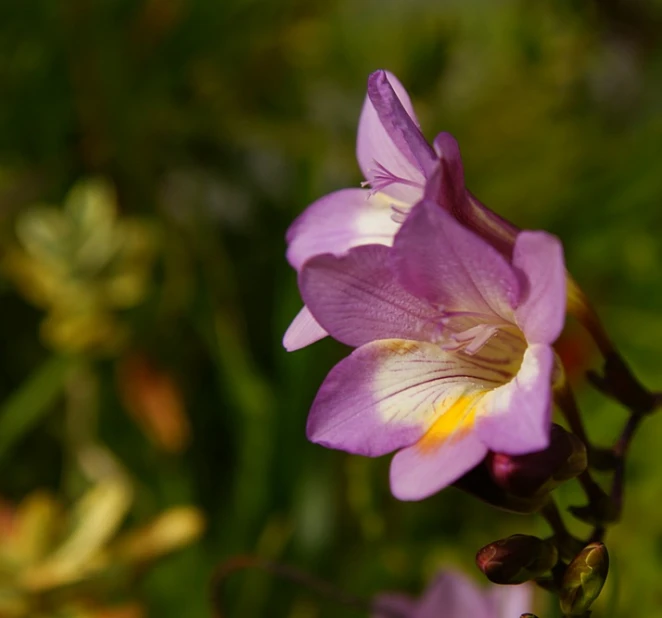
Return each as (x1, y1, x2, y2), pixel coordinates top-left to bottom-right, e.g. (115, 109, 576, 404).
(382, 340, 419, 356)
(372, 191, 410, 210)
(417, 393, 486, 453)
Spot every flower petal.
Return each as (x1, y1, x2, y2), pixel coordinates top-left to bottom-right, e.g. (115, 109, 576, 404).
(357, 70, 432, 203)
(307, 339, 506, 458)
(487, 583, 534, 618)
(300, 245, 440, 347)
(475, 343, 555, 455)
(429, 132, 466, 207)
(513, 231, 566, 344)
(372, 594, 417, 618)
(390, 428, 488, 501)
(283, 306, 328, 351)
(286, 188, 400, 271)
(414, 571, 492, 618)
(463, 192, 520, 259)
(392, 200, 520, 320)
(426, 135, 519, 259)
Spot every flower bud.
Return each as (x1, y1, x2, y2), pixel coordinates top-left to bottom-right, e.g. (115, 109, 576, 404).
(559, 542, 609, 616)
(487, 424, 587, 498)
(452, 463, 548, 514)
(476, 534, 558, 585)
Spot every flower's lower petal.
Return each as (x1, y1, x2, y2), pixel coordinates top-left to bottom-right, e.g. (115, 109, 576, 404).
(415, 571, 492, 618)
(286, 188, 400, 271)
(300, 245, 440, 347)
(392, 200, 520, 321)
(357, 70, 430, 203)
(488, 582, 534, 618)
(390, 427, 488, 501)
(513, 231, 566, 345)
(372, 594, 417, 618)
(283, 306, 328, 351)
(475, 343, 554, 455)
(307, 339, 504, 458)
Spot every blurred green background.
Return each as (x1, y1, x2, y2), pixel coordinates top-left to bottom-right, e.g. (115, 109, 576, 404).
(0, 0, 661, 616)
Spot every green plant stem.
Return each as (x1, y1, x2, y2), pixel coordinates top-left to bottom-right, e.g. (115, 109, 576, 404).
(556, 383, 616, 470)
(541, 499, 583, 561)
(211, 555, 406, 618)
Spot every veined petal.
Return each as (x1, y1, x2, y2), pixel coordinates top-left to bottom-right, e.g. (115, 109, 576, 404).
(283, 306, 328, 351)
(357, 71, 431, 203)
(513, 231, 566, 345)
(414, 572, 492, 618)
(475, 343, 555, 455)
(307, 339, 511, 458)
(390, 427, 488, 501)
(286, 188, 399, 271)
(300, 245, 440, 347)
(392, 200, 520, 321)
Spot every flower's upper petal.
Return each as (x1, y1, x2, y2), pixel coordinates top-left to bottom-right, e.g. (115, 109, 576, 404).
(487, 582, 535, 618)
(463, 192, 519, 259)
(300, 245, 439, 347)
(513, 231, 566, 345)
(286, 188, 400, 271)
(283, 306, 328, 351)
(426, 135, 519, 259)
(307, 339, 513, 458)
(392, 200, 520, 321)
(429, 132, 466, 207)
(372, 594, 418, 618)
(357, 70, 432, 203)
(475, 343, 555, 455)
(413, 571, 492, 618)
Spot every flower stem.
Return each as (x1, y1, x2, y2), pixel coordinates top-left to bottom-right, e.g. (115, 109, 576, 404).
(211, 555, 406, 618)
(555, 384, 591, 447)
(555, 384, 616, 471)
(540, 498, 583, 561)
(587, 351, 658, 416)
(606, 410, 645, 525)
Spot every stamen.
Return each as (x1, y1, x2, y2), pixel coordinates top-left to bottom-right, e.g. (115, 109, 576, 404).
(463, 326, 499, 355)
(364, 161, 423, 196)
(433, 306, 525, 357)
(441, 309, 512, 327)
(390, 205, 409, 224)
(441, 324, 497, 355)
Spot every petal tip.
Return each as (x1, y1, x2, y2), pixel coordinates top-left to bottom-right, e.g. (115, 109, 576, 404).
(368, 68, 388, 86)
(282, 306, 328, 351)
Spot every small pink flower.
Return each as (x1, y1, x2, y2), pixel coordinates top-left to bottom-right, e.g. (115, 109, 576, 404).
(373, 570, 534, 618)
(300, 200, 565, 500)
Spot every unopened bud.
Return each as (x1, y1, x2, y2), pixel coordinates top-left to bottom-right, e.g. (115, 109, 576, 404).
(476, 534, 558, 585)
(487, 424, 587, 498)
(453, 463, 548, 514)
(559, 542, 609, 616)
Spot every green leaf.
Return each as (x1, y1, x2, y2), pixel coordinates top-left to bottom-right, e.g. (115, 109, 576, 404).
(0, 355, 72, 464)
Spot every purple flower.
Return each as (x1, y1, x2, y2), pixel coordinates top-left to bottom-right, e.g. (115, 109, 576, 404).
(284, 69, 520, 351)
(373, 570, 534, 618)
(300, 200, 566, 500)
(284, 71, 433, 350)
